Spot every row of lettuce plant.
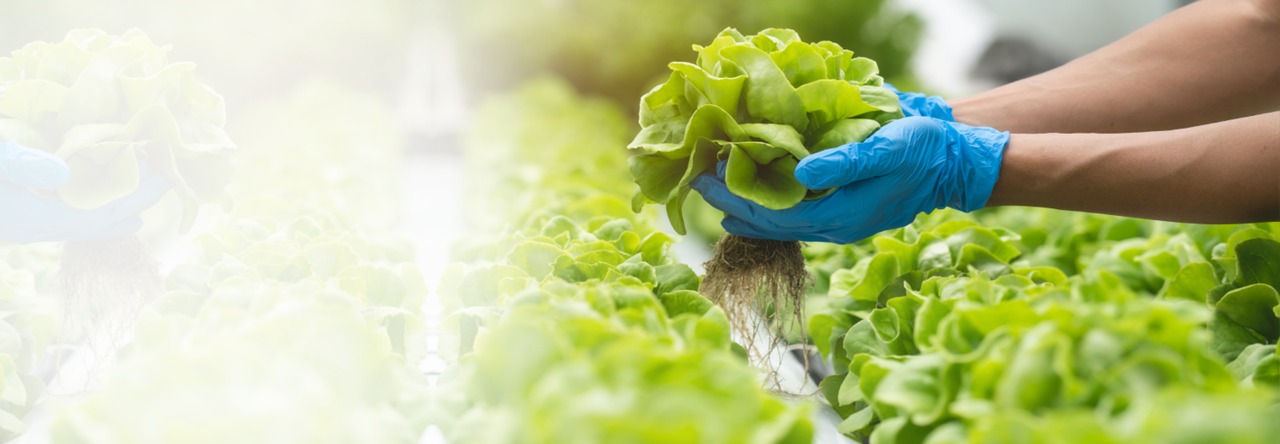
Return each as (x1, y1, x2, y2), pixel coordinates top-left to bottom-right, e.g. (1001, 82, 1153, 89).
(3, 83, 432, 443)
(436, 80, 815, 444)
(0, 249, 58, 438)
(803, 206, 1280, 442)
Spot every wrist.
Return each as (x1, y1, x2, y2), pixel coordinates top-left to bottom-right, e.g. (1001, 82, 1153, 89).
(949, 93, 1010, 130)
(986, 133, 1081, 209)
(984, 134, 1034, 208)
(949, 82, 1046, 132)
(947, 97, 979, 127)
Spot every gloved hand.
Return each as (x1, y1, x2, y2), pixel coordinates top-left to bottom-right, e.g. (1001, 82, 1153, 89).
(885, 83, 955, 121)
(690, 117, 1009, 244)
(1, 142, 171, 244)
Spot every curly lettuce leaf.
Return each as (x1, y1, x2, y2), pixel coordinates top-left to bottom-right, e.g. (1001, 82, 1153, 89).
(627, 28, 898, 233)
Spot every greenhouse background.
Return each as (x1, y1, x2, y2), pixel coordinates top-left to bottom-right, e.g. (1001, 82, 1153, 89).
(0, 0, 1276, 443)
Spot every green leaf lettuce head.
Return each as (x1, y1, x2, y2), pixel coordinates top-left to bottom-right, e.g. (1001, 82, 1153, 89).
(628, 27, 902, 234)
(0, 29, 235, 231)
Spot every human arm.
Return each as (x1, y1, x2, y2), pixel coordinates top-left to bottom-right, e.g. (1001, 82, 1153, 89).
(950, 0, 1280, 133)
(693, 113, 1278, 244)
(988, 111, 1280, 223)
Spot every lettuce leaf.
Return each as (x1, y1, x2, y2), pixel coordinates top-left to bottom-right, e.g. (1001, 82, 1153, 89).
(0, 29, 234, 231)
(628, 28, 902, 234)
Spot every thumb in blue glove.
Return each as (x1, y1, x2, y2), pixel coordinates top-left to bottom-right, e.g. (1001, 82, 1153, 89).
(884, 83, 955, 121)
(690, 117, 1008, 244)
(1, 142, 171, 244)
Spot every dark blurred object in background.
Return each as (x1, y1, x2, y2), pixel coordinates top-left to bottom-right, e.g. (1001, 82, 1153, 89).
(971, 35, 1067, 85)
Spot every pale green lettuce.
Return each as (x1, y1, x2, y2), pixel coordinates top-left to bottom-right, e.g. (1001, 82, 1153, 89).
(52, 295, 425, 444)
(46, 82, 430, 443)
(0, 29, 234, 231)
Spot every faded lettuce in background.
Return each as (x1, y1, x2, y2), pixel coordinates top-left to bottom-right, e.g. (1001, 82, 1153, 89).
(0, 29, 233, 231)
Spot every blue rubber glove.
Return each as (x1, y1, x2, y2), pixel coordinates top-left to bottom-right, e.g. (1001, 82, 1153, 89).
(1, 142, 171, 244)
(690, 117, 1009, 244)
(884, 83, 955, 121)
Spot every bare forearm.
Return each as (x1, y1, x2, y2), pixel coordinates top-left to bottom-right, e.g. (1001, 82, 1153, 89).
(952, 0, 1280, 133)
(988, 112, 1280, 223)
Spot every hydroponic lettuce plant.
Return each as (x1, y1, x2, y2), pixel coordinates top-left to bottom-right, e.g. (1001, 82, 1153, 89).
(629, 27, 899, 222)
(0, 29, 234, 365)
(0, 28, 234, 231)
(628, 27, 901, 356)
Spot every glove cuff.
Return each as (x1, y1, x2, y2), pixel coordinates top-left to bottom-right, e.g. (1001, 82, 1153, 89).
(922, 95, 955, 122)
(901, 92, 956, 121)
(944, 122, 1009, 212)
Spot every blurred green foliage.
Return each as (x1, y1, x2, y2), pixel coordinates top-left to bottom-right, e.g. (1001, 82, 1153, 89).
(1, 1, 922, 121)
(0, 0, 415, 110)
(438, 79, 815, 444)
(455, 0, 922, 109)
